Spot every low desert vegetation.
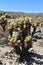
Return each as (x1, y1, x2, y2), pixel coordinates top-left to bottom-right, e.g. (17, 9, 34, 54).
(0, 13, 43, 60)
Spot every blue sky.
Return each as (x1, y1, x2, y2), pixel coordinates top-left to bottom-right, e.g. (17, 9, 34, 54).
(0, 0, 43, 13)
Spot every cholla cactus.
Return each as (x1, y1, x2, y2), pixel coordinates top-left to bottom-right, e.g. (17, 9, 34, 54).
(0, 15, 7, 32)
(0, 15, 6, 22)
(6, 16, 42, 59)
(7, 17, 33, 52)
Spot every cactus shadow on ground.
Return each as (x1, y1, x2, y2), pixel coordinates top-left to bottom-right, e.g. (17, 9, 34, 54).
(19, 51, 43, 65)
